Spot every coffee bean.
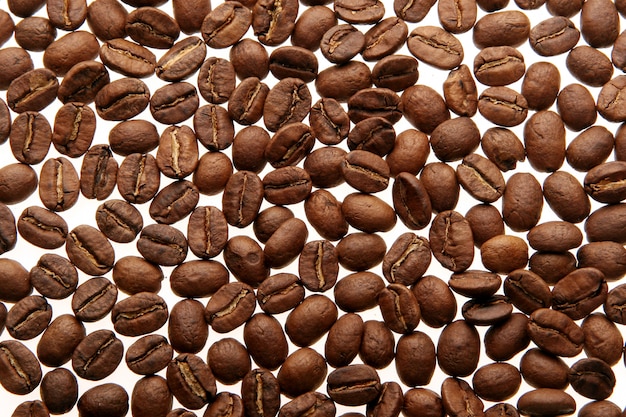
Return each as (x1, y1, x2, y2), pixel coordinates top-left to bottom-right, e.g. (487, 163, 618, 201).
(543, 171, 590, 224)
(137, 224, 188, 266)
(205, 282, 256, 333)
(112, 256, 162, 296)
(569, 358, 615, 400)
(557, 83, 597, 132)
(256, 273, 305, 314)
(7, 68, 59, 113)
(412, 275, 457, 328)
(241, 368, 280, 417)
(303, 147, 347, 190)
(0, 203, 15, 255)
(17, 206, 66, 250)
(173, 0, 211, 34)
(348, 88, 402, 124)
(95, 77, 150, 121)
(372, 55, 419, 92)
(437, 320, 480, 377)
(484, 313, 530, 361)
(566, 45, 614, 87)
(286, 295, 337, 347)
(100, 38, 156, 78)
(585, 203, 626, 244)
(304, 190, 348, 241)
(5, 295, 51, 340)
(254, 206, 294, 244)
(51, 102, 96, 158)
(480, 127, 525, 172)
(438, 0, 476, 34)
(127, 6, 180, 49)
(242, 313, 287, 372)
(604, 284, 626, 324)
(578, 241, 626, 281)
(292, 6, 338, 51)
(77, 383, 129, 417)
(441, 378, 485, 417)
(87, 0, 128, 41)
(334, 272, 385, 313)
(66, 225, 115, 276)
(43, 31, 99, 76)
(47, 0, 87, 30)
(149, 180, 199, 225)
(208, 338, 251, 384)
(264, 218, 308, 268)
(335, 0, 384, 24)
(197, 57, 235, 105)
(150, 82, 199, 125)
(72, 329, 124, 380)
(280, 392, 336, 417)
(269, 46, 318, 82)
(40, 368, 78, 414)
(481, 235, 528, 274)
(420, 162, 460, 213)
(126, 334, 173, 375)
(465, 204, 504, 248)
(478, 86, 528, 127)
(502, 173, 543, 232)
(156, 36, 206, 82)
(131, 375, 173, 417)
(79, 144, 118, 201)
(111, 292, 168, 337)
(474, 46, 525, 86)
(171, 260, 229, 299)
(580, 0, 619, 48)
(395, 332, 436, 387)
(185, 206, 228, 260)
(0, 340, 41, 395)
(529, 251, 577, 285)
(117, 153, 160, 204)
(194, 105, 235, 151)
(473, 11, 530, 48)
(38, 157, 80, 212)
(205, 393, 243, 417)
(10, 112, 52, 165)
(343, 193, 397, 233)
(278, 348, 327, 398)
(14, 17, 56, 52)
(582, 313, 624, 366)
(263, 78, 311, 132)
(296, 240, 337, 292)
(168, 299, 208, 354)
(253, 0, 298, 45)
(325, 313, 363, 368)
(230, 39, 269, 80)
(394, 0, 436, 22)
(407, 26, 464, 70)
(382, 233, 431, 286)
(30, 254, 76, 300)
(401, 85, 450, 134)
(0, 100, 10, 144)
(402, 388, 443, 417)
(72, 277, 118, 323)
(529, 16, 579, 56)
(320, 25, 365, 65)
(378, 283, 421, 334)
(462, 295, 513, 326)
(579, 401, 622, 417)
(347, 117, 396, 157)
(567, 126, 614, 172)
(327, 364, 381, 406)
(528, 308, 584, 357)
(0, 47, 33, 90)
(202, 2, 251, 48)
(473, 363, 521, 402)
(316, 61, 372, 102)
(429, 210, 474, 273)
(503, 269, 551, 314)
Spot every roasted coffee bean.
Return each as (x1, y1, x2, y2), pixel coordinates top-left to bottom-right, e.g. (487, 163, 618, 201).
(385, 130, 428, 177)
(401, 85, 450, 134)
(173, 0, 212, 34)
(341, 150, 390, 193)
(582, 313, 623, 366)
(473, 363, 521, 402)
(348, 88, 402, 124)
(156, 37, 206, 82)
(337, 232, 387, 271)
(441, 377, 484, 417)
(263, 78, 311, 132)
(117, 153, 160, 204)
(473, 11, 530, 48)
(395, 332, 436, 387)
(269, 46, 318, 83)
(474, 46, 525, 86)
(462, 296, 513, 326)
(0, 100, 10, 144)
(5, 295, 51, 340)
(126, 6, 179, 49)
(77, 383, 129, 417)
(171, 260, 229, 299)
(150, 82, 199, 125)
(202, 2, 251, 48)
(527, 221, 582, 252)
(372, 55, 419, 92)
(543, 171, 590, 223)
(504, 269, 552, 314)
(264, 218, 308, 268)
(95, 78, 150, 121)
(478, 86, 528, 127)
(347, 117, 396, 157)
(280, 392, 335, 417)
(402, 388, 444, 417)
(393, 0, 436, 21)
(316, 61, 372, 102)
(47, 0, 87, 30)
(304, 189, 349, 241)
(529, 16, 579, 56)
(14, 17, 56, 52)
(0, 164, 36, 205)
(335, 0, 384, 24)
(87, 0, 128, 41)
(80, 144, 118, 200)
(567, 126, 614, 172)
(0, 203, 15, 255)
(126, 334, 173, 375)
(304, 147, 347, 189)
(430, 117, 480, 163)
(256, 273, 305, 314)
(17, 206, 67, 250)
(37, 314, 86, 367)
(360, 18, 406, 61)
(66, 225, 115, 276)
(51, 103, 95, 158)
(253, 0, 298, 45)
(222, 170, 264, 228)
(412, 275, 457, 328)
(465, 204, 504, 248)
(407, 26, 464, 70)
(569, 358, 615, 400)
(243, 313, 287, 371)
(278, 348, 328, 398)
(522, 61, 560, 110)
(155, 126, 198, 180)
(343, 193, 397, 233)
(613, 32, 626, 73)
(334, 272, 386, 313)
(72, 277, 118, 322)
(137, 224, 188, 266)
(0, 340, 41, 395)
(228, 77, 270, 125)
(204, 393, 243, 417)
(254, 206, 294, 244)
(111, 292, 168, 337)
(585, 203, 626, 244)
(604, 284, 626, 324)
(186, 206, 228, 260)
(230, 39, 269, 80)
(581, 0, 619, 48)
(72, 329, 123, 380)
(437, 320, 480, 376)
(584, 161, 626, 204)
(205, 282, 256, 333)
(298, 240, 338, 292)
(325, 313, 364, 368)
(7, 69, 59, 114)
(327, 364, 381, 406)
(481, 235, 528, 274)
(578, 241, 626, 281)
(30, 254, 76, 299)
(10, 111, 52, 165)
(480, 127, 525, 172)
(0, 47, 33, 91)
(382, 233, 431, 286)
(457, 154, 505, 203)
(266, 123, 315, 168)
(556, 83, 597, 132)
(223, 235, 268, 285)
(292, 6, 337, 51)
(197, 58, 236, 105)
(113, 256, 162, 295)
(100, 38, 156, 79)
(503, 173, 543, 232)
(529, 251, 577, 285)
(230, 127, 268, 174)
(131, 375, 173, 417)
(443, 65, 477, 117)
(40, 368, 78, 414)
(43, 31, 99, 77)
(484, 313, 530, 361)
(578, 401, 622, 417)
(566, 46, 613, 87)
(286, 295, 337, 346)
(378, 283, 421, 334)
(167, 354, 216, 410)
(149, 180, 199, 225)
(528, 308, 584, 357)
(420, 162, 460, 213)
(0, 259, 31, 303)
(449, 270, 502, 299)
(208, 338, 251, 384)
(263, 167, 312, 206)
(437, 0, 476, 34)
(38, 158, 79, 213)
(241, 368, 281, 417)
(429, 210, 474, 273)
(0, 11, 11, 47)
(320, 25, 365, 65)
(194, 105, 234, 151)
(168, 299, 208, 354)
(308, 99, 349, 146)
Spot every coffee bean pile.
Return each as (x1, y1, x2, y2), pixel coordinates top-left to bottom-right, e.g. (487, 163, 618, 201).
(1, 0, 626, 416)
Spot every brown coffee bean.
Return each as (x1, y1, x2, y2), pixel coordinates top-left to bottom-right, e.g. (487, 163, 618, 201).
(308, 99, 349, 146)
(72, 277, 117, 322)
(557, 83, 597, 132)
(320, 24, 365, 65)
(343, 193, 397, 233)
(137, 224, 188, 266)
(30, 254, 77, 300)
(598, 77, 626, 122)
(66, 225, 115, 276)
(457, 153, 505, 203)
(480, 235, 528, 274)
(378, 283, 421, 334)
(111, 292, 168, 337)
(17, 206, 66, 250)
(0, 100, 10, 144)
(449, 270, 502, 298)
(473, 363, 521, 402)
(502, 173, 543, 232)
(0, 340, 42, 395)
(77, 383, 129, 417)
(297, 240, 338, 292)
(337, 232, 387, 271)
(613, 31, 626, 73)
(407, 26, 463, 70)
(36, 314, 84, 369)
(232, 126, 269, 173)
(5, 295, 51, 340)
(292, 6, 337, 51)
(604, 284, 626, 324)
(478, 86, 528, 127)
(394, 332, 436, 387)
(173, 0, 211, 34)
(241, 369, 280, 417)
(14, 17, 56, 52)
(266, 123, 314, 168)
(567, 126, 614, 172)
(80, 144, 119, 200)
(0, 47, 33, 91)
(327, 364, 381, 406)
(348, 88, 402, 124)
(347, 117, 396, 157)
(566, 46, 613, 87)
(359, 321, 395, 370)
(243, 313, 287, 371)
(256, 273, 305, 314)
(95, 78, 150, 121)
(221, 171, 264, 228)
(504, 269, 552, 314)
(194, 105, 234, 151)
(155, 126, 198, 180)
(269, 46, 318, 82)
(149, 180, 199, 225)
(582, 313, 624, 366)
(47, 0, 87, 30)
(341, 150, 390, 194)
(474, 46, 525, 87)
(529, 251, 576, 285)
(167, 354, 216, 410)
(223, 235, 268, 287)
(43, 31, 99, 77)
(264, 218, 308, 268)
(371, 55, 419, 93)
(528, 308, 584, 357)
(208, 338, 251, 384)
(412, 275, 457, 328)
(579, 401, 622, 417)
(382, 233, 431, 286)
(303, 147, 346, 190)
(168, 299, 208, 354)
(529, 16, 579, 56)
(385, 131, 428, 177)
(263, 78, 311, 132)
(205, 282, 256, 333)
(578, 241, 626, 281)
(131, 375, 173, 417)
(581, 0, 619, 48)
(304, 189, 348, 241)
(10, 111, 52, 165)
(402, 84, 453, 133)
(100, 38, 156, 78)
(204, 393, 243, 417)
(280, 392, 335, 417)
(278, 348, 327, 398)
(171, 260, 228, 299)
(185, 206, 228, 260)
(465, 204, 504, 248)
(527, 221, 582, 252)
(38, 157, 79, 212)
(316, 61, 372, 102)
(402, 389, 443, 417)
(437, 320, 480, 376)
(484, 313, 530, 361)
(197, 57, 235, 105)
(112, 256, 162, 295)
(334, 272, 386, 313)
(72, 329, 124, 381)
(40, 368, 78, 414)
(127, 7, 179, 49)
(286, 295, 337, 347)
(584, 161, 626, 204)
(420, 162, 460, 213)
(480, 127, 525, 172)
(51, 103, 95, 158)
(522, 61, 560, 111)
(87, 0, 128, 41)
(543, 171, 590, 223)
(441, 378, 484, 417)
(462, 295, 513, 326)
(156, 37, 206, 82)
(325, 313, 363, 368)
(429, 210, 474, 273)
(253, 0, 298, 45)
(430, 117, 481, 163)
(0, 204, 15, 255)
(570, 358, 615, 400)
(442, 65, 477, 117)
(263, 167, 312, 206)
(473, 11, 530, 48)
(150, 82, 199, 125)
(361, 18, 407, 62)
(201, 2, 251, 48)
(229, 39, 269, 80)
(126, 334, 173, 375)
(7, 68, 58, 114)
(437, 0, 476, 34)
(585, 203, 626, 244)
